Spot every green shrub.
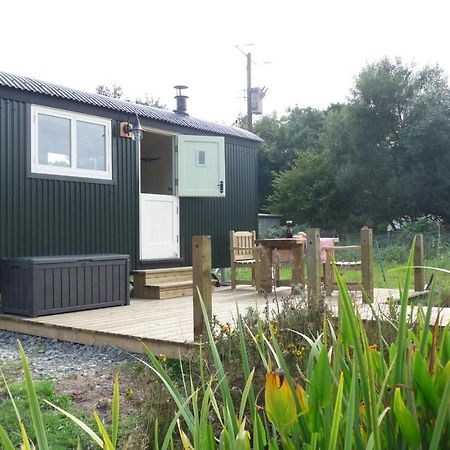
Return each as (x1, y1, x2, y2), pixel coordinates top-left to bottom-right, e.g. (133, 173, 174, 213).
(379, 243, 409, 264)
(260, 223, 309, 239)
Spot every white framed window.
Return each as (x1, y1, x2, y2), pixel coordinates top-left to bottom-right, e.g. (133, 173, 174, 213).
(31, 105, 112, 180)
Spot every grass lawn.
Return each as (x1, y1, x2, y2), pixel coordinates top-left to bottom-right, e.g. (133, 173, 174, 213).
(0, 380, 96, 449)
(0, 362, 148, 448)
(229, 254, 450, 305)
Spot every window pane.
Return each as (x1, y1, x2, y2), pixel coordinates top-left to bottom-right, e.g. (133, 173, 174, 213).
(77, 121, 106, 171)
(38, 114, 71, 167)
(197, 150, 206, 166)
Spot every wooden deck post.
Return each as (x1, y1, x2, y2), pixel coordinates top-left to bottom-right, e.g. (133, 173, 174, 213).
(323, 248, 334, 297)
(306, 228, 321, 308)
(361, 226, 374, 302)
(254, 245, 265, 292)
(291, 244, 305, 286)
(192, 235, 212, 341)
(414, 234, 425, 292)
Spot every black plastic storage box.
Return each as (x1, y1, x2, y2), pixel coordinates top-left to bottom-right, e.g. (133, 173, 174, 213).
(0, 254, 130, 317)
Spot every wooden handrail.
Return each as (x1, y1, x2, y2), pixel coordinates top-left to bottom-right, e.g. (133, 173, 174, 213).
(323, 245, 361, 251)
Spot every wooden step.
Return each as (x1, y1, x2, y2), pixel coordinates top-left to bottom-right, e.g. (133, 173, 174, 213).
(133, 267, 217, 299)
(133, 267, 194, 299)
(134, 267, 193, 285)
(145, 280, 193, 300)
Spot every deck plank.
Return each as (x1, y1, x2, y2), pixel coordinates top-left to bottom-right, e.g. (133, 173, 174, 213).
(1, 286, 448, 357)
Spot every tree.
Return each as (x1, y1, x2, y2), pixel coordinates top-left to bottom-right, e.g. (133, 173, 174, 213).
(135, 94, 167, 109)
(95, 84, 167, 108)
(399, 72, 450, 221)
(96, 83, 123, 99)
(283, 106, 327, 152)
(267, 151, 338, 228)
(324, 58, 450, 228)
(265, 58, 450, 230)
(253, 108, 327, 210)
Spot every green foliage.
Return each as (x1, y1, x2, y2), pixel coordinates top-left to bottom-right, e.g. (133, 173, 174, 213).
(2, 242, 450, 448)
(260, 224, 309, 239)
(325, 58, 450, 228)
(254, 108, 328, 210)
(0, 380, 94, 448)
(267, 150, 338, 228)
(260, 58, 450, 230)
(145, 242, 450, 449)
(96, 83, 124, 99)
(135, 94, 167, 109)
(394, 217, 442, 240)
(0, 343, 124, 449)
(95, 84, 167, 108)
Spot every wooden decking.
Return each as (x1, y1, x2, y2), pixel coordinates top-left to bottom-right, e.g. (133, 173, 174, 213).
(0, 286, 287, 357)
(1, 286, 449, 358)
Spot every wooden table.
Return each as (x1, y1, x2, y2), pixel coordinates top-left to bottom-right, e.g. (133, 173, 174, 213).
(255, 238, 306, 293)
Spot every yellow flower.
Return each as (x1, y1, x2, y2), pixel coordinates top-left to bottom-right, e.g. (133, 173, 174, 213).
(159, 354, 167, 363)
(359, 402, 366, 419)
(265, 369, 297, 427)
(125, 387, 134, 397)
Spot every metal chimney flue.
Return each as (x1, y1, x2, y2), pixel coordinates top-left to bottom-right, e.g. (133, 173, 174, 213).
(174, 85, 189, 115)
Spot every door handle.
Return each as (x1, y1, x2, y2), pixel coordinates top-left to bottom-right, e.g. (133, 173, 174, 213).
(218, 180, 224, 193)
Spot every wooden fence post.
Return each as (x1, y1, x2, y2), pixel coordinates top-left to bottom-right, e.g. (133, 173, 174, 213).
(361, 226, 374, 302)
(414, 234, 425, 292)
(306, 228, 321, 308)
(192, 236, 212, 341)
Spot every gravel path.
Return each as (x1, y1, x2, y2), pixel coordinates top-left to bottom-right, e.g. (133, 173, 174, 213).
(0, 330, 137, 380)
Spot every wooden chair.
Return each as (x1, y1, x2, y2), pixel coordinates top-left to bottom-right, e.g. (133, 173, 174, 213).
(229, 230, 256, 289)
(322, 244, 362, 296)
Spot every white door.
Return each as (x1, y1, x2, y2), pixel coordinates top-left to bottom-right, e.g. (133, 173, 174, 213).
(140, 193, 179, 260)
(177, 135, 225, 197)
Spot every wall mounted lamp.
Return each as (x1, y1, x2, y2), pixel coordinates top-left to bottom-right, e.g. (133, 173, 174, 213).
(120, 113, 144, 141)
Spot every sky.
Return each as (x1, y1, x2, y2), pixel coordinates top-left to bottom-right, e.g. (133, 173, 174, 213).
(1, 0, 450, 125)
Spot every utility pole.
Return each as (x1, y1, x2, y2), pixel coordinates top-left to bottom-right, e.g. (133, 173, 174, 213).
(236, 44, 268, 132)
(246, 52, 253, 131)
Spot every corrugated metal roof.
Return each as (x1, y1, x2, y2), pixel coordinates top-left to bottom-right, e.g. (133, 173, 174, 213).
(0, 70, 262, 142)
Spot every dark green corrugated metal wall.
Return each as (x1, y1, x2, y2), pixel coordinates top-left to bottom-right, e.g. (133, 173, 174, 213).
(0, 97, 259, 270)
(0, 98, 138, 265)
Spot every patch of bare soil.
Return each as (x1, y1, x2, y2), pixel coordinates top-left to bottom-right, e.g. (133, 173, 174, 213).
(55, 365, 143, 420)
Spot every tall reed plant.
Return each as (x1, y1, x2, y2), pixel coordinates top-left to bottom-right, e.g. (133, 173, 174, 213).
(145, 239, 450, 449)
